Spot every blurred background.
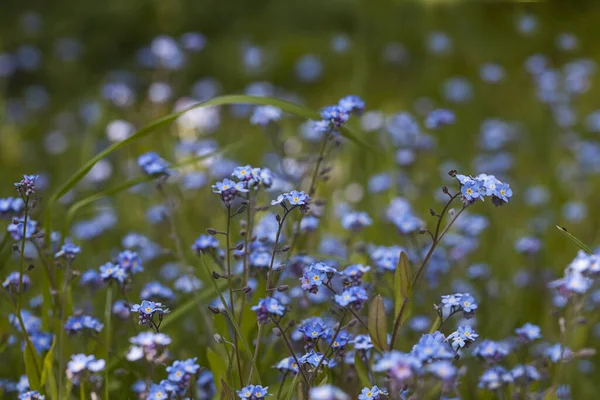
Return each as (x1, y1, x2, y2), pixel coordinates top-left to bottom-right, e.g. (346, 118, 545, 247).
(1, 0, 600, 397)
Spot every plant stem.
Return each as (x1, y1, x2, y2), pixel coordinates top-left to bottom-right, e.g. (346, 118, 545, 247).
(310, 310, 347, 384)
(247, 323, 263, 385)
(390, 195, 464, 348)
(104, 284, 113, 400)
(277, 371, 289, 399)
(273, 318, 310, 385)
(80, 381, 86, 400)
(226, 206, 244, 387)
(286, 136, 329, 259)
(266, 210, 289, 294)
(15, 199, 42, 383)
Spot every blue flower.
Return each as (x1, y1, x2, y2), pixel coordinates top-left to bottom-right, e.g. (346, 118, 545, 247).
(275, 357, 300, 374)
(54, 240, 81, 260)
(131, 300, 170, 331)
(353, 334, 374, 350)
(341, 211, 372, 231)
(427, 361, 457, 381)
(544, 343, 572, 363)
(320, 105, 349, 129)
(358, 386, 383, 400)
(64, 315, 103, 334)
(461, 180, 481, 201)
(66, 354, 105, 382)
(473, 339, 511, 361)
(459, 294, 478, 313)
(14, 174, 39, 197)
(192, 234, 219, 254)
(137, 152, 170, 176)
(338, 95, 365, 115)
(299, 322, 326, 340)
(117, 250, 144, 274)
(250, 106, 282, 126)
(7, 218, 37, 241)
(251, 297, 285, 323)
(479, 366, 512, 390)
(19, 391, 45, 400)
(334, 286, 368, 309)
(425, 109, 455, 129)
(0, 196, 25, 218)
(236, 384, 271, 399)
(147, 383, 170, 400)
(2, 271, 31, 293)
(300, 350, 327, 367)
(99, 262, 127, 284)
(141, 281, 175, 302)
(515, 323, 541, 341)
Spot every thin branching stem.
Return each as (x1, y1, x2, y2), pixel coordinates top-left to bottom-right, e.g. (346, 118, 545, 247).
(226, 205, 244, 387)
(273, 318, 310, 385)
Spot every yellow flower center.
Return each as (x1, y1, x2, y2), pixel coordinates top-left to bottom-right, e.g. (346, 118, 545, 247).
(156, 393, 163, 399)
(223, 185, 229, 189)
(500, 189, 505, 195)
(312, 331, 318, 336)
(464, 301, 470, 307)
(246, 392, 251, 396)
(241, 170, 246, 175)
(367, 392, 373, 397)
(107, 269, 113, 273)
(466, 188, 473, 195)
(313, 275, 320, 281)
(464, 332, 471, 337)
(334, 341, 339, 347)
(145, 307, 152, 312)
(293, 197, 299, 202)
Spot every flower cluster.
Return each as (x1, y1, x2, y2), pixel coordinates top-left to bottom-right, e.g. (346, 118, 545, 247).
(165, 358, 201, 395)
(358, 386, 387, 400)
(54, 241, 81, 260)
(236, 385, 271, 399)
(548, 250, 599, 295)
(300, 262, 337, 293)
(14, 175, 38, 197)
(137, 152, 171, 176)
(446, 325, 479, 350)
(7, 218, 38, 241)
(271, 190, 311, 213)
(64, 315, 104, 335)
(126, 332, 172, 362)
(440, 292, 478, 318)
(251, 297, 285, 324)
(131, 300, 170, 332)
(456, 173, 513, 206)
(2, 271, 31, 294)
(0, 197, 25, 218)
(334, 286, 368, 309)
(66, 354, 106, 384)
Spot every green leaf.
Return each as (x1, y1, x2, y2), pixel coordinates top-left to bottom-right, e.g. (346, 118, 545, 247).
(207, 348, 228, 393)
(44, 94, 371, 238)
(354, 352, 372, 388)
(368, 295, 388, 352)
(556, 225, 593, 254)
(297, 381, 305, 400)
(200, 254, 262, 384)
(428, 315, 442, 334)
(284, 373, 300, 400)
(221, 379, 236, 400)
(62, 145, 240, 237)
(394, 251, 411, 318)
(24, 342, 41, 390)
(41, 337, 57, 399)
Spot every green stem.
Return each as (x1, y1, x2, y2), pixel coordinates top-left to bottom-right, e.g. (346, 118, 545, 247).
(15, 199, 42, 382)
(286, 136, 329, 259)
(80, 381, 86, 400)
(272, 318, 310, 385)
(226, 206, 244, 387)
(104, 285, 113, 400)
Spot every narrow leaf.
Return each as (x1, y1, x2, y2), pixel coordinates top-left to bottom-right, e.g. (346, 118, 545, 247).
(24, 342, 41, 390)
(368, 295, 388, 352)
(394, 252, 411, 318)
(354, 352, 372, 388)
(207, 348, 228, 393)
(221, 379, 236, 400)
(41, 337, 57, 399)
(297, 381, 305, 400)
(556, 225, 593, 254)
(285, 373, 300, 400)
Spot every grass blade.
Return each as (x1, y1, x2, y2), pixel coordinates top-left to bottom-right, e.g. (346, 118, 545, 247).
(556, 225, 593, 254)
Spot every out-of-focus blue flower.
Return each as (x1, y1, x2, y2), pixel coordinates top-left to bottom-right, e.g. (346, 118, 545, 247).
(64, 315, 103, 335)
(250, 106, 282, 126)
(425, 109, 455, 129)
(341, 211, 372, 231)
(138, 152, 171, 176)
(515, 323, 541, 342)
(140, 282, 175, 302)
(99, 262, 127, 284)
(2, 272, 31, 293)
